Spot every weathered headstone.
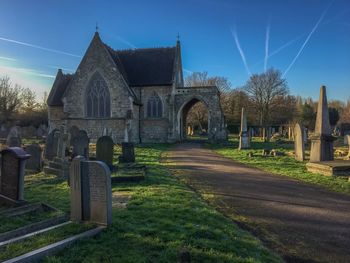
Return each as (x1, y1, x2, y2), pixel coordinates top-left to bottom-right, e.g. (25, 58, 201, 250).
(294, 123, 305, 161)
(86, 161, 112, 226)
(7, 136, 21, 147)
(238, 107, 249, 150)
(25, 144, 43, 172)
(96, 136, 114, 167)
(45, 129, 59, 160)
(0, 147, 30, 202)
(72, 130, 89, 158)
(69, 157, 112, 226)
(309, 86, 335, 162)
(69, 126, 80, 146)
(70, 156, 86, 222)
(119, 142, 135, 163)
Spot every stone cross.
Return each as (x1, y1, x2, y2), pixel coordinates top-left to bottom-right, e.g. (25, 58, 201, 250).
(0, 147, 30, 202)
(239, 107, 249, 150)
(294, 123, 305, 161)
(309, 86, 335, 162)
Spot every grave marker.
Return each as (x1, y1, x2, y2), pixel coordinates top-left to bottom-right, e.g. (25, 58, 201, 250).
(119, 142, 135, 163)
(238, 107, 249, 150)
(294, 123, 305, 161)
(0, 147, 30, 202)
(72, 130, 89, 158)
(25, 144, 43, 172)
(96, 136, 114, 167)
(45, 129, 59, 160)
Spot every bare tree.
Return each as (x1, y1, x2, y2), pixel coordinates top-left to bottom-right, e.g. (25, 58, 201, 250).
(20, 87, 38, 113)
(244, 68, 289, 127)
(0, 76, 22, 122)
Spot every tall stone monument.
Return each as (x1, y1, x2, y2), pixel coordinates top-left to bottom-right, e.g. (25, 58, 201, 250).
(309, 86, 335, 162)
(239, 107, 249, 150)
(294, 123, 305, 161)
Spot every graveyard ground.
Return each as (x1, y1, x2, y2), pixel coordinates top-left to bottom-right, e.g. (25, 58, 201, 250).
(210, 136, 350, 195)
(0, 144, 281, 262)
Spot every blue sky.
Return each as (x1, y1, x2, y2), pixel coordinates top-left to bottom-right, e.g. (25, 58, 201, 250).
(0, 0, 349, 101)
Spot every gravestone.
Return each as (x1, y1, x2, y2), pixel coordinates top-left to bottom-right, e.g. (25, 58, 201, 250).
(45, 129, 59, 160)
(0, 147, 30, 202)
(69, 157, 112, 226)
(69, 126, 80, 146)
(7, 136, 21, 147)
(25, 144, 43, 172)
(309, 86, 336, 162)
(70, 156, 86, 222)
(346, 135, 350, 159)
(119, 142, 135, 163)
(86, 161, 112, 226)
(6, 126, 21, 146)
(96, 136, 114, 167)
(294, 123, 305, 161)
(238, 107, 249, 150)
(72, 130, 89, 158)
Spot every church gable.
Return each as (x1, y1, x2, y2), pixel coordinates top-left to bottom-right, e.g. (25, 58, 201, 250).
(62, 32, 134, 119)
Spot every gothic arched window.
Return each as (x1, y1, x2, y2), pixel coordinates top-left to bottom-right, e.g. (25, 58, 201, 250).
(86, 73, 110, 118)
(147, 93, 162, 118)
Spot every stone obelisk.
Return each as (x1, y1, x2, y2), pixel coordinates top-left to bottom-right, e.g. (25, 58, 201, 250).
(239, 107, 249, 150)
(309, 86, 335, 162)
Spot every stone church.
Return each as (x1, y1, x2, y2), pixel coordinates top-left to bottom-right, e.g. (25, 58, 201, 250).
(47, 32, 227, 143)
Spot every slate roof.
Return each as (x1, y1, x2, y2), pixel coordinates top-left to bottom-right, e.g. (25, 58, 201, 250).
(106, 45, 176, 87)
(47, 70, 73, 106)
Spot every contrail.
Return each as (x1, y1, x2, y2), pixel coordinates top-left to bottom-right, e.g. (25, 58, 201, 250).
(0, 36, 82, 58)
(0, 56, 16, 62)
(264, 23, 270, 72)
(282, 1, 334, 78)
(231, 28, 251, 76)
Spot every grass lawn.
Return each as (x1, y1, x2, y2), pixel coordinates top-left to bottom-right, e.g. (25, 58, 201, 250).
(209, 137, 350, 195)
(2, 144, 281, 262)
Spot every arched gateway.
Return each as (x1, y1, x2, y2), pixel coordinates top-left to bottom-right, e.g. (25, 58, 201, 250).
(173, 86, 227, 142)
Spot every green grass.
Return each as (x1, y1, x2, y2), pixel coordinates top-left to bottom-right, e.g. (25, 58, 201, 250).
(39, 144, 280, 263)
(209, 137, 350, 195)
(0, 209, 62, 234)
(0, 223, 93, 262)
(0, 144, 280, 262)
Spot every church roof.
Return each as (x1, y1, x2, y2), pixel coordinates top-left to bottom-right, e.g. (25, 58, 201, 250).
(47, 69, 73, 106)
(105, 45, 176, 87)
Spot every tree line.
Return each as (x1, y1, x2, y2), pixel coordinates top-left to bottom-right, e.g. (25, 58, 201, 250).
(0, 76, 48, 127)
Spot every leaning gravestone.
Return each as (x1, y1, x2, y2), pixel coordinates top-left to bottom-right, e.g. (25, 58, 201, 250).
(294, 123, 305, 161)
(25, 144, 43, 172)
(0, 147, 30, 203)
(45, 129, 59, 160)
(70, 157, 112, 226)
(238, 107, 249, 150)
(119, 142, 135, 163)
(309, 86, 336, 162)
(72, 130, 89, 158)
(96, 136, 114, 167)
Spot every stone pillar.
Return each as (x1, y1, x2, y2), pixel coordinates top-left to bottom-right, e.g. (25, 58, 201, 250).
(239, 107, 249, 150)
(294, 123, 305, 161)
(309, 86, 336, 162)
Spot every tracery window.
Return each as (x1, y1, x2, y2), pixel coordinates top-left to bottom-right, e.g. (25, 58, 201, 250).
(86, 73, 110, 118)
(147, 93, 162, 118)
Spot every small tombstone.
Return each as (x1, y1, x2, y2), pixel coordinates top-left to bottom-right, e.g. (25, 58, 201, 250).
(0, 147, 30, 202)
(294, 123, 305, 161)
(270, 149, 284, 157)
(45, 129, 59, 160)
(119, 142, 135, 163)
(247, 152, 254, 158)
(96, 136, 114, 167)
(70, 157, 112, 226)
(72, 130, 89, 158)
(25, 144, 43, 172)
(262, 149, 270, 156)
(6, 126, 21, 143)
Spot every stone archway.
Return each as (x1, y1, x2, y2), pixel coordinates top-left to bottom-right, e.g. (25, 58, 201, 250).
(173, 86, 227, 142)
